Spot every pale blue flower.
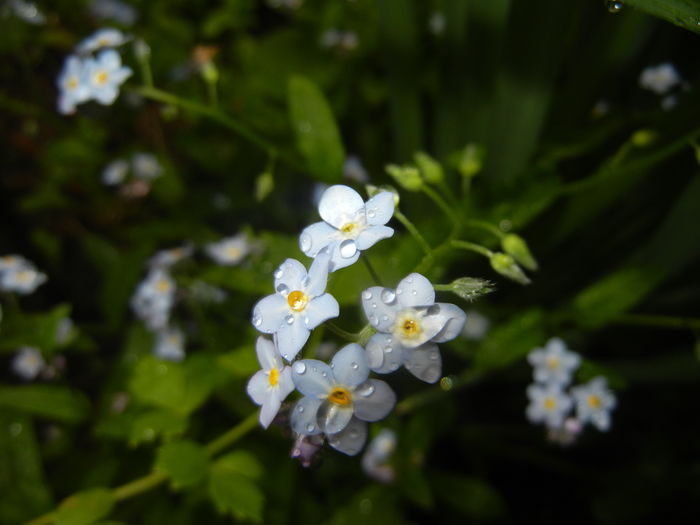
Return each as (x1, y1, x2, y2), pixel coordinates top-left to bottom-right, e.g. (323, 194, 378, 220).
(527, 338, 580, 386)
(90, 0, 138, 26)
(571, 377, 617, 432)
(639, 62, 681, 95)
(526, 383, 573, 429)
(132, 152, 162, 180)
(0, 256, 47, 294)
(299, 185, 395, 272)
(361, 428, 397, 483)
(76, 28, 129, 54)
(102, 158, 129, 185)
(56, 55, 91, 115)
(85, 49, 132, 106)
(251, 250, 339, 361)
(131, 268, 175, 331)
(11, 347, 45, 380)
(246, 337, 295, 428)
(153, 325, 185, 362)
(205, 233, 250, 266)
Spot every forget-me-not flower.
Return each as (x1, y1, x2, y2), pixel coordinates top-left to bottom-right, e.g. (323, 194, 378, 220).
(206, 233, 250, 266)
(639, 62, 681, 95)
(56, 55, 91, 115)
(85, 49, 132, 106)
(246, 336, 295, 428)
(11, 347, 45, 380)
(153, 325, 186, 362)
(527, 337, 581, 386)
(0, 256, 47, 294)
(526, 383, 573, 429)
(571, 376, 617, 431)
(131, 268, 176, 331)
(76, 28, 130, 54)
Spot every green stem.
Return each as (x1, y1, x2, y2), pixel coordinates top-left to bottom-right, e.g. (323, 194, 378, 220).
(112, 471, 167, 502)
(325, 322, 360, 342)
(433, 284, 452, 292)
(422, 184, 458, 223)
(394, 209, 432, 255)
(465, 219, 505, 239)
(451, 239, 494, 258)
(361, 254, 384, 286)
(206, 412, 259, 456)
(206, 78, 219, 107)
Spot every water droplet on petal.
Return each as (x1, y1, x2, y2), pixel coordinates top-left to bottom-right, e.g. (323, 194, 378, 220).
(252, 312, 263, 327)
(351, 362, 359, 370)
(300, 233, 312, 253)
(301, 276, 310, 288)
(367, 209, 376, 219)
(298, 405, 305, 413)
(276, 283, 289, 295)
(294, 362, 306, 374)
(303, 316, 311, 327)
(312, 366, 318, 372)
(381, 315, 389, 322)
(306, 423, 315, 432)
(285, 314, 295, 325)
(607, 1, 624, 12)
(380, 289, 396, 304)
(274, 268, 284, 279)
(429, 350, 439, 361)
(358, 383, 375, 397)
(396, 288, 403, 295)
(384, 345, 393, 353)
(369, 315, 378, 326)
(371, 302, 377, 309)
(362, 290, 373, 300)
(283, 353, 289, 360)
(339, 239, 357, 258)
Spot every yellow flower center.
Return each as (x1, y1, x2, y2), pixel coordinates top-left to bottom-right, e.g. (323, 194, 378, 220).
(546, 357, 560, 369)
(268, 367, 279, 387)
(156, 279, 171, 293)
(225, 246, 241, 259)
(287, 290, 308, 312)
(543, 397, 557, 411)
(587, 394, 601, 409)
(16, 271, 31, 283)
(327, 387, 352, 406)
(68, 76, 79, 90)
(340, 222, 357, 234)
(395, 311, 422, 340)
(95, 71, 109, 85)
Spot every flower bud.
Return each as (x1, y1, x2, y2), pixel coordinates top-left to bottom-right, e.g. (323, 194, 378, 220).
(255, 171, 274, 202)
(489, 252, 531, 285)
(457, 143, 485, 178)
(366, 184, 400, 206)
(385, 164, 423, 192)
(631, 129, 657, 148)
(133, 38, 151, 61)
(449, 277, 494, 301)
(413, 151, 444, 184)
(201, 61, 219, 84)
(501, 233, 538, 271)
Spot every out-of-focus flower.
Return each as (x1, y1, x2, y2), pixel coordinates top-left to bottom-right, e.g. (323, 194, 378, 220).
(0, 256, 47, 294)
(205, 233, 250, 266)
(639, 62, 681, 95)
(343, 155, 369, 184)
(571, 377, 617, 431)
(251, 250, 339, 361)
(527, 337, 580, 386)
(428, 11, 445, 35)
(526, 383, 573, 429)
(547, 417, 583, 446)
(361, 429, 397, 483)
(300, 185, 395, 272)
(149, 244, 193, 269)
(56, 55, 91, 115)
(6, 0, 45, 24)
(131, 268, 176, 331)
(76, 28, 130, 54)
(90, 0, 138, 26)
(132, 152, 162, 180)
(246, 337, 295, 428)
(320, 29, 358, 52)
(153, 326, 185, 362)
(11, 347, 45, 380)
(189, 281, 226, 304)
(85, 49, 132, 106)
(102, 158, 129, 185)
(461, 309, 490, 341)
(55, 318, 75, 345)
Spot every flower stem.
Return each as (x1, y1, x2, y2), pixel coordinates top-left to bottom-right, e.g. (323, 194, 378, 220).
(325, 322, 360, 342)
(422, 184, 458, 223)
(451, 239, 494, 259)
(205, 412, 259, 456)
(361, 254, 384, 287)
(394, 208, 432, 256)
(465, 219, 505, 239)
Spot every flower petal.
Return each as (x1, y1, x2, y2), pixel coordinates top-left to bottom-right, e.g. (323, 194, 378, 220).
(327, 417, 367, 456)
(396, 273, 435, 308)
(255, 336, 282, 371)
(274, 318, 310, 361)
(319, 185, 365, 229)
(291, 397, 324, 435)
(356, 225, 394, 251)
(259, 392, 282, 428)
(331, 344, 369, 388)
(277, 366, 295, 400)
(299, 221, 338, 258)
(364, 191, 395, 226)
(274, 258, 307, 294)
(291, 359, 333, 397)
(353, 379, 396, 422)
(431, 303, 467, 343)
(251, 294, 288, 334)
(246, 370, 269, 406)
(403, 344, 442, 383)
(327, 241, 360, 272)
(365, 333, 403, 374)
(318, 402, 354, 435)
(303, 293, 339, 330)
(361, 286, 398, 332)
(306, 249, 331, 297)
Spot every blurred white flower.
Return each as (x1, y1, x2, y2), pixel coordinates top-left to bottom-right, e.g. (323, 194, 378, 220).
(6, 0, 45, 24)
(527, 337, 580, 387)
(153, 326, 185, 362)
(90, 0, 138, 26)
(205, 233, 250, 266)
(571, 376, 617, 431)
(56, 55, 91, 115)
(85, 49, 133, 106)
(526, 383, 573, 429)
(132, 152, 162, 180)
(639, 62, 681, 95)
(0, 256, 47, 294)
(11, 347, 45, 380)
(428, 11, 445, 35)
(361, 428, 397, 483)
(102, 158, 129, 185)
(461, 309, 490, 341)
(76, 28, 130, 54)
(131, 268, 176, 331)
(343, 155, 368, 184)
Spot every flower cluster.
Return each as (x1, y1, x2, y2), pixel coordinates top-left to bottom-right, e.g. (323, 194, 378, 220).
(247, 185, 467, 457)
(0, 255, 47, 295)
(102, 152, 163, 186)
(57, 28, 132, 115)
(526, 338, 617, 445)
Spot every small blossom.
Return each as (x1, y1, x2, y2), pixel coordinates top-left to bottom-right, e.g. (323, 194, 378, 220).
(291, 344, 395, 455)
(0, 256, 47, 294)
(90, 0, 138, 26)
(84, 49, 132, 106)
(131, 268, 176, 331)
(153, 326, 185, 362)
(526, 383, 573, 429)
(527, 337, 580, 386)
(11, 347, 45, 380)
(362, 273, 466, 383)
(102, 158, 129, 185)
(132, 152, 162, 180)
(547, 417, 583, 446)
(205, 233, 250, 266)
(361, 429, 397, 483)
(639, 62, 681, 95)
(55, 318, 75, 345)
(56, 55, 91, 115)
(7, 0, 45, 24)
(571, 376, 617, 431)
(148, 244, 193, 269)
(251, 250, 339, 361)
(300, 185, 395, 272)
(461, 309, 490, 341)
(343, 155, 369, 184)
(76, 28, 130, 55)
(246, 337, 295, 428)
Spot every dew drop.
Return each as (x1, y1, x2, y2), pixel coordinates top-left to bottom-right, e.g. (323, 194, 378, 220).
(322, 371, 328, 377)
(362, 290, 373, 300)
(411, 289, 417, 295)
(351, 362, 359, 370)
(294, 362, 307, 374)
(276, 283, 289, 295)
(396, 288, 403, 295)
(274, 268, 284, 279)
(303, 316, 311, 327)
(367, 209, 376, 219)
(283, 353, 290, 360)
(371, 302, 377, 309)
(349, 429, 359, 438)
(381, 315, 389, 322)
(359, 383, 375, 397)
(285, 314, 295, 325)
(298, 405, 305, 413)
(300, 233, 312, 253)
(339, 239, 357, 258)
(429, 350, 439, 361)
(252, 312, 263, 327)
(369, 315, 378, 326)
(312, 366, 318, 372)
(306, 423, 315, 432)
(606, 1, 623, 12)
(380, 288, 396, 304)
(384, 345, 393, 354)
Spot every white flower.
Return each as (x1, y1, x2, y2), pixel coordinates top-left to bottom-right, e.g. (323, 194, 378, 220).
(252, 250, 339, 361)
(76, 28, 130, 54)
(343, 155, 368, 184)
(526, 383, 573, 429)
(527, 338, 580, 386)
(462, 309, 490, 341)
(362, 273, 466, 383)
(0, 257, 47, 294)
(291, 344, 396, 455)
(55, 318, 75, 345)
(85, 49, 132, 106)
(299, 185, 395, 272)
(131, 268, 176, 331)
(639, 62, 681, 95)
(11, 347, 45, 380)
(361, 428, 397, 483)
(132, 152, 162, 180)
(56, 55, 91, 115)
(246, 337, 295, 428)
(153, 326, 185, 362)
(102, 158, 129, 185)
(571, 376, 616, 432)
(148, 244, 193, 269)
(8, 0, 46, 25)
(428, 11, 446, 35)
(90, 0, 138, 26)
(205, 233, 250, 266)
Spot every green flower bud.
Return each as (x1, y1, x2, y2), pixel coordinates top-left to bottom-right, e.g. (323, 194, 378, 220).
(631, 129, 657, 148)
(457, 143, 485, 179)
(366, 184, 400, 206)
(449, 277, 494, 302)
(255, 171, 274, 202)
(385, 164, 423, 192)
(413, 151, 444, 184)
(201, 61, 219, 84)
(489, 252, 531, 285)
(501, 233, 538, 271)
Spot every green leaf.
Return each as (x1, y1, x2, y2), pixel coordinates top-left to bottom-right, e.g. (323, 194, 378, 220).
(0, 303, 71, 355)
(208, 453, 264, 523)
(55, 488, 114, 525)
(217, 346, 259, 378)
(288, 75, 345, 182)
(155, 440, 209, 490)
(430, 471, 505, 519)
(129, 409, 188, 446)
(0, 385, 89, 423)
(622, 0, 700, 35)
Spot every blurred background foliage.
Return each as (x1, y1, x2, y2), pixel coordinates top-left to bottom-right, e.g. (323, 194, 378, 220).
(1, 0, 700, 523)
